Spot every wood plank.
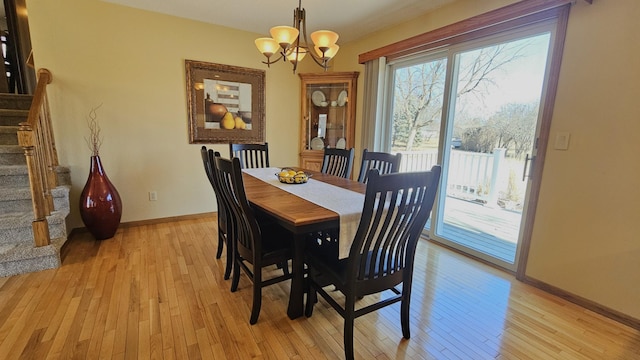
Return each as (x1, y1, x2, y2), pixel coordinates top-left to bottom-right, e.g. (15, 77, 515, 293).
(0, 217, 637, 358)
(242, 169, 366, 230)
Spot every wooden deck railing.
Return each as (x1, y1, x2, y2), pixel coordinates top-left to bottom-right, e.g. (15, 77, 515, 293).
(398, 148, 506, 205)
(16, 68, 58, 247)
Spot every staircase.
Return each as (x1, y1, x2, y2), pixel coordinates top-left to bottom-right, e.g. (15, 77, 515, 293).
(0, 93, 71, 277)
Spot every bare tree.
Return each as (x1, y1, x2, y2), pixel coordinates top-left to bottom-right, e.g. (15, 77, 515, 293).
(457, 102, 538, 155)
(392, 60, 446, 150)
(485, 102, 538, 156)
(392, 40, 533, 151)
(456, 44, 527, 96)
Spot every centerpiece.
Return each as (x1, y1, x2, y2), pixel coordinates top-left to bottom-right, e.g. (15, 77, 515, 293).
(276, 168, 310, 184)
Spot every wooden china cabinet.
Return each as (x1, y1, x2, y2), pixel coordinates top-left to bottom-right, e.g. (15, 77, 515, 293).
(299, 72, 359, 172)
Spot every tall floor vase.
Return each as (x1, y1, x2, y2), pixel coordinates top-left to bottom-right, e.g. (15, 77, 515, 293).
(79, 155, 122, 240)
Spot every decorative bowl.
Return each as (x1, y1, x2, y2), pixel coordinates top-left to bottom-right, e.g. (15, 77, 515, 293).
(276, 168, 310, 184)
(207, 102, 227, 122)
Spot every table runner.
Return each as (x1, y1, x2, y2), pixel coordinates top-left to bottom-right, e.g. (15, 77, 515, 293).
(243, 167, 364, 259)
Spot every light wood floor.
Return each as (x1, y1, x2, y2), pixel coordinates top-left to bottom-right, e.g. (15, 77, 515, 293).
(0, 216, 638, 359)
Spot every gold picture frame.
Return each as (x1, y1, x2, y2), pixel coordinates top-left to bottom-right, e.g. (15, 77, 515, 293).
(186, 60, 265, 144)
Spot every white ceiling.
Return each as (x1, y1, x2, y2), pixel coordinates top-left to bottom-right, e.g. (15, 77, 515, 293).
(102, 0, 458, 43)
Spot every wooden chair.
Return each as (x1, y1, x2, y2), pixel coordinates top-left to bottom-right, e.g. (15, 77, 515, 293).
(213, 156, 294, 324)
(357, 149, 402, 183)
(229, 142, 269, 168)
(321, 147, 354, 179)
(304, 166, 442, 360)
(200, 146, 233, 279)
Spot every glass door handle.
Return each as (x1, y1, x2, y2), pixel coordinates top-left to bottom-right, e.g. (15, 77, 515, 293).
(522, 154, 535, 181)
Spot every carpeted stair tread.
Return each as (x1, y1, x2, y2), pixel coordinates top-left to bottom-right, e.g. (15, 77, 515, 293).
(0, 126, 20, 133)
(0, 164, 71, 175)
(0, 164, 71, 187)
(0, 164, 28, 175)
(0, 145, 25, 165)
(0, 185, 70, 215)
(0, 186, 37, 200)
(0, 236, 63, 262)
(0, 94, 32, 110)
(0, 209, 68, 230)
(0, 109, 30, 117)
(0, 185, 70, 201)
(0, 109, 29, 126)
(0, 236, 67, 277)
(0, 126, 19, 146)
(0, 144, 22, 153)
(0, 209, 68, 248)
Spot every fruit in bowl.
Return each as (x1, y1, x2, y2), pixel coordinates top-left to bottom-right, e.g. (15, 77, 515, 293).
(277, 168, 309, 184)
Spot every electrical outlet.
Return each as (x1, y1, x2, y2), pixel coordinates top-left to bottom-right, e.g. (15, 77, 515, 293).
(149, 191, 158, 201)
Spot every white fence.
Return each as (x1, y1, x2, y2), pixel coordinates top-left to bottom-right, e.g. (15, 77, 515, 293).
(397, 149, 506, 204)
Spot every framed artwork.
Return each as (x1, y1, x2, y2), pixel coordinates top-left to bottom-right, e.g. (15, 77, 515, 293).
(186, 60, 265, 144)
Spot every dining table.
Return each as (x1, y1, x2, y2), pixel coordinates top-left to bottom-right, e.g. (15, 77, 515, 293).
(241, 167, 367, 319)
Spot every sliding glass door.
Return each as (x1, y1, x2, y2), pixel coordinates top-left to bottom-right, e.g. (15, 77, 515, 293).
(385, 24, 555, 270)
(387, 54, 447, 232)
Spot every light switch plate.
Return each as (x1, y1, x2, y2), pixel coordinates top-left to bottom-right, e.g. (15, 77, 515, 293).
(554, 132, 570, 150)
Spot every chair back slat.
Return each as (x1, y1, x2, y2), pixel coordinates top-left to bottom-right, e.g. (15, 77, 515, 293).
(357, 149, 402, 183)
(214, 156, 261, 263)
(230, 143, 269, 169)
(210, 151, 230, 233)
(349, 166, 441, 286)
(321, 148, 354, 179)
(201, 147, 229, 233)
(200, 146, 215, 185)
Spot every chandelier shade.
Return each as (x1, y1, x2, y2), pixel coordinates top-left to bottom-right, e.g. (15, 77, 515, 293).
(310, 30, 338, 49)
(254, 38, 280, 58)
(286, 47, 307, 63)
(270, 26, 299, 48)
(314, 44, 339, 60)
(255, 0, 339, 73)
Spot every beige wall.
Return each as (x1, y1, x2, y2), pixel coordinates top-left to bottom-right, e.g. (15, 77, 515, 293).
(332, 0, 517, 158)
(527, 0, 640, 320)
(27, 0, 301, 226)
(28, 0, 639, 321)
(334, 0, 640, 320)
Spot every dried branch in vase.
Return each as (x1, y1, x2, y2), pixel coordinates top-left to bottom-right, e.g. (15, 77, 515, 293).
(85, 104, 103, 156)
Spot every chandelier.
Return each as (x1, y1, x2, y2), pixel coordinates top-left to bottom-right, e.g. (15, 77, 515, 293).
(254, 0, 339, 73)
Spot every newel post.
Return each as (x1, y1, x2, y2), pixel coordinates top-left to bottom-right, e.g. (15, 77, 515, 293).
(17, 123, 51, 247)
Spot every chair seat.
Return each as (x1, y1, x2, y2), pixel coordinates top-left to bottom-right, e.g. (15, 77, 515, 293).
(306, 247, 402, 296)
(260, 222, 293, 264)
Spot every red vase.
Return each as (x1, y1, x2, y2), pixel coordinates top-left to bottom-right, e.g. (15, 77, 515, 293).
(79, 155, 123, 240)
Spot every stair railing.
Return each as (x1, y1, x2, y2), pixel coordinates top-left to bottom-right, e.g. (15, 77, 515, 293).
(17, 68, 58, 247)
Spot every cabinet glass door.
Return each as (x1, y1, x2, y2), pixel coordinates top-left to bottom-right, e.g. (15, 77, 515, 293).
(299, 72, 358, 172)
(305, 83, 350, 151)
